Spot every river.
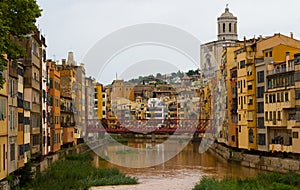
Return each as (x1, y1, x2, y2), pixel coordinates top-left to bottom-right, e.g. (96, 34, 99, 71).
(90, 139, 261, 190)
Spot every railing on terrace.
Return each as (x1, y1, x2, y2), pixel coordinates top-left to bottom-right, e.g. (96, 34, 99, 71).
(267, 66, 294, 75)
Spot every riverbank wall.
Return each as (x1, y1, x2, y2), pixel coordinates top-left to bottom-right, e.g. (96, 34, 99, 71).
(209, 141, 300, 174)
(33, 144, 89, 173)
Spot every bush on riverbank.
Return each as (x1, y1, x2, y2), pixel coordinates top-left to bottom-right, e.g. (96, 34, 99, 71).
(23, 153, 138, 190)
(193, 172, 300, 190)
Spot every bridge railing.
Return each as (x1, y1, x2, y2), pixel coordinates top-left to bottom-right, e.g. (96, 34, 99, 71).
(85, 118, 215, 133)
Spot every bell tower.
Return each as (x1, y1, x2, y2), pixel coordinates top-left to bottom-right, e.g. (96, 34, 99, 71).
(217, 5, 238, 41)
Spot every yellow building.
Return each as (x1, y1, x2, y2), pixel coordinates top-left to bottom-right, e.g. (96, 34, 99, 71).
(264, 48, 300, 153)
(235, 33, 300, 152)
(0, 62, 8, 180)
(221, 45, 241, 147)
(95, 83, 103, 120)
(236, 46, 250, 150)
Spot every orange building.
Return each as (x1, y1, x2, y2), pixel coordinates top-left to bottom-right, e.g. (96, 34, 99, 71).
(48, 61, 62, 152)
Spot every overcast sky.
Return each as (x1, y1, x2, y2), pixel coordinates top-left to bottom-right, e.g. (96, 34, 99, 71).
(36, 0, 300, 84)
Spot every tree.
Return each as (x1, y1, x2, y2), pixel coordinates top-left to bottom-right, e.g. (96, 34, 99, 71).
(0, 0, 41, 89)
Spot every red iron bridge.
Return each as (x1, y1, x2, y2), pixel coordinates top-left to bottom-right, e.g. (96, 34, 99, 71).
(86, 119, 215, 134)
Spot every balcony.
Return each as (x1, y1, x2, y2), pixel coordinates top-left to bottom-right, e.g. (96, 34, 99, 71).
(269, 144, 292, 153)
(60, 105, 73, 112)
(61, 122, 76, 127)
(267, 66, 294, 75)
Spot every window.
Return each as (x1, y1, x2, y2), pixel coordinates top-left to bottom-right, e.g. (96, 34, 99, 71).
(240, 60, 246, 69)
(265, 94, 268, 103)
(102, 102, 105, 106)
(243, 80, 245, 88)
(239, 114, 241, 121)
(32, 135, 40, 146)
(49, 79, 53, 89)
(293, 132, 299, 139)
(18, 145, 24, 157)
(102, 111, 106, 115)
(257, 117, 265, 128)
(248, 81, 253, 90)
(247, 66, 252, 75)
(285, 92, 289, 101)
(24, 117, 30, 125)
(295, 72, 300, 82)
(265, 112, 268, 121)
(296, 90, 300, 100)
(257, 71, 264, 83)
(229, 23, 232, 32)
(257, 102, 264, 113)
(223, 23, 225, 32)
(18, 113, 24, 124)
(248, 111, 253, 121)
(239, 126, 241, 133)
(231, 135, 235, 142)
(257, 87, 264, 98)
(269, 111, 272, 121)
(278, 111, 281, 120)
(55, 81, 60, 90)
(248, 96, 253, 105)
(265, 52, 268, 57)
(249, 129, 254, 143)
(273, 111, 276, 121)
(269, 51, 273, 57)
(102, 94, 105, 98)
(289, 113, 296, 120)
(0, 98, 6, 120)
(10, 144, 15, 161)
(258, 134, 266, 145)
(31, 114, 40, 128)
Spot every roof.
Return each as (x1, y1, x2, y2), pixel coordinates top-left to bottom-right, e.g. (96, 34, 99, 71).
(218, 8, 236, 19)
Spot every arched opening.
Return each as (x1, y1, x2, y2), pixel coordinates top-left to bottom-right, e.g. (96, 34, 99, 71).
(234, 23, 237, 33)
(229, 23, 232, 32)
(223, 23, 225, 33)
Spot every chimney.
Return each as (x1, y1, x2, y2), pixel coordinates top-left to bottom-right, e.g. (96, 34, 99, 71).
(291, 32, 294, 39)
(67, 52, 75, 66)
(62, 59, 66, 66)
(286, 52, 290, 66)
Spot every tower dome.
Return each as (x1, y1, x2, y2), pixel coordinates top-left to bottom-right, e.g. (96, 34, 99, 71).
(217, 6, 238, 41)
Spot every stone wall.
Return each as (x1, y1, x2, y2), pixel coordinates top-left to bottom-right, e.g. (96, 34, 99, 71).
(33, 144, 89, 173)
(209, 142, 300, 174)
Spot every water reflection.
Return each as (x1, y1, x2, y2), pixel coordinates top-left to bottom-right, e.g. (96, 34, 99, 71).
(94, 140, 261, 190)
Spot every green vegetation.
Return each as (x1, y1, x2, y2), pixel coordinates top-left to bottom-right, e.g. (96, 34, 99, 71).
(0, 0, 41, 89)
(193, 172, 300, 190)
(23, 153, 138, 190)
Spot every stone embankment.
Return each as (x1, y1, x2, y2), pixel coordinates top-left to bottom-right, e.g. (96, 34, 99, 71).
(209, 142, 300, 174)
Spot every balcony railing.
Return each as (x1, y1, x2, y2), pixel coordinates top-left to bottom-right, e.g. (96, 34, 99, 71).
(267, 66, 294, 75)
(61, 122, 76, 127)
(60, 105, 73, 112)
(269, 144, 292, 153)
